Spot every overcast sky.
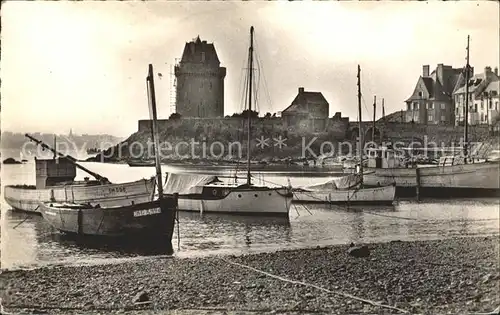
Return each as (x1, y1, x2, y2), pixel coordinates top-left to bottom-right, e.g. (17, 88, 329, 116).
(1, 1, 499, 137)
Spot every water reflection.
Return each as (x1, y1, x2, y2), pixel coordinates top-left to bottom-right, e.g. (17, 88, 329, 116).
(2, 161, 499, 270)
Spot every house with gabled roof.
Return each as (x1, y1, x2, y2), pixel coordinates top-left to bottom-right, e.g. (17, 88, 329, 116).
(405, 64, 463, 125)
(453, 66, 499, 126)
(281, 87, 329, 130)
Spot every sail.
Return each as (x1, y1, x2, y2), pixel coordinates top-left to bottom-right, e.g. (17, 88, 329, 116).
(301, 174, 362, 191)
(163, 173, 220, 195)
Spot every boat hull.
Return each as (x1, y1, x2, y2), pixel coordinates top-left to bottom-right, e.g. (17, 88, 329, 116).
(39, 198, 177, 240)
(4, 178, 155, 213)
(293, 185, 396, 205)
(176, 187, 293, 216)
(363, 161, 500, 198)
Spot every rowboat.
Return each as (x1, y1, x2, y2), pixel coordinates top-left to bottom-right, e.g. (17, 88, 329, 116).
(127, 160, 156, 167)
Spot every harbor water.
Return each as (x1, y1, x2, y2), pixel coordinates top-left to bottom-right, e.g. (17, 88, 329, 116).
(1, 158, 499, 270)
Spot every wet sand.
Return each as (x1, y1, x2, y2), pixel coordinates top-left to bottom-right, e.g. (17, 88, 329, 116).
(1, 236, 499, 314)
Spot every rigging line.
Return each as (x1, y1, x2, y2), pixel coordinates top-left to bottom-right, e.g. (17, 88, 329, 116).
(219, 257, 410, 314)
(255, 45, 274, 112)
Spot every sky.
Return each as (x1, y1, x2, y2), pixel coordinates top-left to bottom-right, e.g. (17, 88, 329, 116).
(1, 1, 499, 137)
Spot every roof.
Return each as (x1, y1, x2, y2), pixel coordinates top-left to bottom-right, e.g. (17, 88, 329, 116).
(283, 91, 329, 113)
(180, 36, 221, 65)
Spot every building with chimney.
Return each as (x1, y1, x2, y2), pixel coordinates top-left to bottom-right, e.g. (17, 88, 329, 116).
(405, 64, 463, 125)
(453, 66, 499, 126)
(174, 36, 226, 118)
(281, 87, 329, 125)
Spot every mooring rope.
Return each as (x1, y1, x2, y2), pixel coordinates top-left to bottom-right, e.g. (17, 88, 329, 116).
(219, 257, 410, 314)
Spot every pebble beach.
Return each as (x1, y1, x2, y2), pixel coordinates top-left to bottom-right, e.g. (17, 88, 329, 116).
(1, 236, 499, 315)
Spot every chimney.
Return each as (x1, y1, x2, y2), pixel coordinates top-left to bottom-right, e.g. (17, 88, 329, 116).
(422, 65, 430, 77)
(298, 87, 305, 94)
(437, 64, 444, 85)
(495, 67, 499, 76)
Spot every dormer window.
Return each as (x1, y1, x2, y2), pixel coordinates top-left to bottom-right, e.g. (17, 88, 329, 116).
(418, 91, 423, 97)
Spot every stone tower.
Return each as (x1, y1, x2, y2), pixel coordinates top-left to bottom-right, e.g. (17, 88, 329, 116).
(174, 36, 226, 118)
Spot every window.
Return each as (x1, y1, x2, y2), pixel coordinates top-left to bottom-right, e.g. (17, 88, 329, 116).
(441, 103, 446, 110)
(407, 103, 411, 111)
(201, 52, 205, 62)
(456, 108, 459, 114)
(418, 91, 423, 97)
(474, 104, 478, 112)
(428, 115, 433, 122)
(496, 102, 499, 110)
(413, 102, 419, 110)
(209, 82, 212, 90)
(481, 113, 484, 122)
(490, 102, 493, 109)
(441, 115, 446, 122)
(481, 102, 484, 110)
(427, 103, 433, 109)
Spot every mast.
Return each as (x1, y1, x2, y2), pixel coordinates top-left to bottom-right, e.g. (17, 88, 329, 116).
(463, 35, 470, 162)
(372, 95, 376, 143)
(53, 134, 56, 160)
(357, 65, 364, 178)
(146, 64, 164, 198)
(246, 26, 254, 186)
(382, 98, 385, 120)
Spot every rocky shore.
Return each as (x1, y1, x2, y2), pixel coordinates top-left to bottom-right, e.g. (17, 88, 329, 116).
(1, 236, 499, 314)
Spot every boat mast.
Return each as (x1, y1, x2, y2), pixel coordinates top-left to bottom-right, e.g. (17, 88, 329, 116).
(463, 35, 470, 162)
(372, 95, 376, 144)
(357, 65, 364, 179)
(53, 134, 56, 160)
(246, 26, 254, 186)
(146, 64, 164, 198)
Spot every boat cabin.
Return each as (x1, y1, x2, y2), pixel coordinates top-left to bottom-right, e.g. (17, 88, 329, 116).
(35, 157, 76, 189)
(366, 147, 405, 169)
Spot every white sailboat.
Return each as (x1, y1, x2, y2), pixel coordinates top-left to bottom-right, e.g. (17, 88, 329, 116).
(162, 26, 293, 216)
(293, 65, 396, 205)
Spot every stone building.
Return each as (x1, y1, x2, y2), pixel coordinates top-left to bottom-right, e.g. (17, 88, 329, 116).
(453, 66, 499, 126)
(281, 87, 329, 124)
(174, 36, 226, 118)
(280, 87, 330, 132)
(405, 64, 463, 125)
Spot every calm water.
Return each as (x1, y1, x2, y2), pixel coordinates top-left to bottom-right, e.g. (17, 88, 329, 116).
(1, 159, 499, 270)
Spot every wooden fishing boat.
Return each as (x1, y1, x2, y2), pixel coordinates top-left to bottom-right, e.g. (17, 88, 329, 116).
(39, 197, 177, 237)
(293, 65, 396, 206)
(39, 64, 177, 252)
(3, 139, 156, 213)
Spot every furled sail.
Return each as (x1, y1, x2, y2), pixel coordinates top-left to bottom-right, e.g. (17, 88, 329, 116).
(300, 174, 361, 191)
(163, 173, 220, 195)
